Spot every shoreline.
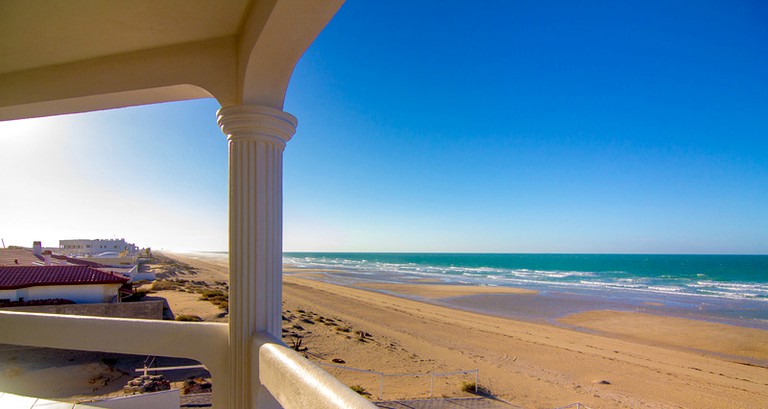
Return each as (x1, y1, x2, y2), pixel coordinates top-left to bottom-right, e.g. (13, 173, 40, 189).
(285, 268, 768, 332)
(325, 278, 768, 367)
(432, 286, 768, 332)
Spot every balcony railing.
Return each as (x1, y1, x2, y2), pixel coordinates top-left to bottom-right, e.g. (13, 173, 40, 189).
(0, 310, 376, 409)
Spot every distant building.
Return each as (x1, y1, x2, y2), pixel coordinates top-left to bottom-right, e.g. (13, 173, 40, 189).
(0, 265, 128, 304)
(59, 238, 139, 257)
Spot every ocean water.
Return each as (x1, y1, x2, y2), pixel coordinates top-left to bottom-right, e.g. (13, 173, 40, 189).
(283, 253, 768, 300)
(282, 253, 768, 328)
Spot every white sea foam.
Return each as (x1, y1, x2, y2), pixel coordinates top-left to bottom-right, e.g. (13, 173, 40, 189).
(282, 254, 768, 302)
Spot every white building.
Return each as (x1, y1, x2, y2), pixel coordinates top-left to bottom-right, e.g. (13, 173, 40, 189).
(60, 239, 139, 257)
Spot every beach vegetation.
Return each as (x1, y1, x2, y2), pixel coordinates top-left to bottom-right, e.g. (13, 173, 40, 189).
(123, 289, 150, 301)
(175, 315, 202, 322)
(289, 335, 306, 352)
(461, 381, 490, 395)
(198, 288, 229, 307)
(151, 280, 181, 291)
(336, 326, 351, 333)
(152, 254, 200, 278)
(350, 385, 368, 396)
(199, 289, 226, 299)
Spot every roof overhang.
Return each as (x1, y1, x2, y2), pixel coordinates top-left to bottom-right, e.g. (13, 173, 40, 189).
(0, 0, 344, 121)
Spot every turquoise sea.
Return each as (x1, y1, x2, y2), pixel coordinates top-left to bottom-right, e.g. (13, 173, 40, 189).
(282, 253, 768, 328)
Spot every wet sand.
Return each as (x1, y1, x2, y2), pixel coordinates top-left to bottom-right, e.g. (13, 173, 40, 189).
(357, 282, 537, 298)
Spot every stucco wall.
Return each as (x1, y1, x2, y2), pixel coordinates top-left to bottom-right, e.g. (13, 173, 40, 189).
(4, 300, 164, 320)
(0, 289, 15, 301)
(25, 283, 121, 303)
(0, 284, 121, 303)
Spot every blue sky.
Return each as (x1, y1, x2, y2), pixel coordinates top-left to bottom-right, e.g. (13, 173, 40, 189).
(1, 1, 767, 253)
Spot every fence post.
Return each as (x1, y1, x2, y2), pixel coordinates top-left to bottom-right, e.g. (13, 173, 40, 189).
(475, 370, 478, 394)
(379, 373, 384, 400)
(430, 373, 434, 397)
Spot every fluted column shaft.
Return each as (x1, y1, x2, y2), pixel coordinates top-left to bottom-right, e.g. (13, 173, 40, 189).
(218, 105, 297, 409)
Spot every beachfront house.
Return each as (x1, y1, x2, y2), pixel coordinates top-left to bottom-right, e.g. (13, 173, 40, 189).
(60, 238, 140, 257)
(0, 1, 370, 409)
(0, 265, 128, 304)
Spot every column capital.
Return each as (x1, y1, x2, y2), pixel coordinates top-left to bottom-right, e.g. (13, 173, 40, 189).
(217, 105, 298, 147)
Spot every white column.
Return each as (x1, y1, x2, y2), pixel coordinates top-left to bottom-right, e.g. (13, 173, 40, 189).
(217, 105, 297, 409)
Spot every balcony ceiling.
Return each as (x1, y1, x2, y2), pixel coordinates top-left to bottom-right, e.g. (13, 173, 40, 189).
(0, 0, 251, 75)
(0, 0, 344, 121)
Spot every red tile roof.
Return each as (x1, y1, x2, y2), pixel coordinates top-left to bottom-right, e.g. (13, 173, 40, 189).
(0, 266, 128, 290)
(0, 248, 73, 267)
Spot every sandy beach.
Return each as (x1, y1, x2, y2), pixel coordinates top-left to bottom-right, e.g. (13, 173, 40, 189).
(165, 252, 767, 408)
(2, 251, 766, 408)
(281, 277, 767, 408)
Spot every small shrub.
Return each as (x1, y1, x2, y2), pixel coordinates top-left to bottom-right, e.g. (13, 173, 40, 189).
(289, 335, 306, 352)
(461, 381, 489, 395)
(198, 289, 229, 308)
(199, 289, 227, 299)
(175, 315, 202, 322)
(151, 280, 180, 291)
(350, 385, 367, 395)
(122, 289, 150, 302)
(133, 289, 150, 298)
